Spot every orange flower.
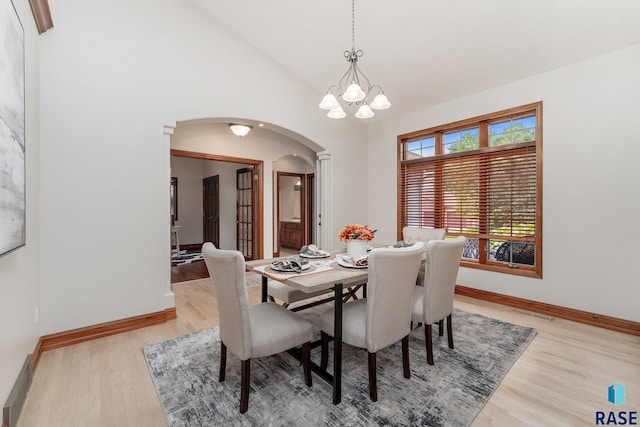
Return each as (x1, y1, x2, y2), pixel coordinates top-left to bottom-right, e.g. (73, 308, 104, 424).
(338, 224, 377, 242)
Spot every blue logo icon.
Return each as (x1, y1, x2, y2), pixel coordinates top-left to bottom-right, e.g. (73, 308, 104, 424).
(608, 382, 625, 406)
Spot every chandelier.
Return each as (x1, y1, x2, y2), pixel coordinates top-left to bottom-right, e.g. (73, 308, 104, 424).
(318, 0, 390, 119)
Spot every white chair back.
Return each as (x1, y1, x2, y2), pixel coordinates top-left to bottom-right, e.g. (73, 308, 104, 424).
(402, 226, 446, 244)
(422, 236, 466, 324)
(202, 242, 252, 360)
(366, 242, 424, 352)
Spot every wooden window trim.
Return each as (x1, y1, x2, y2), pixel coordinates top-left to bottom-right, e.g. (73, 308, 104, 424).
(397, 102, 543, 278)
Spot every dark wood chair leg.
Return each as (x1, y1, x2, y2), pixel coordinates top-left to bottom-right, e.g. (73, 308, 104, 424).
(302, 342, 312, 386)
(368, 352, 378, 402)
(447, 314, 454, 349)
(219, 341, 227, 382)
(320, 331, 329, 370)
(402, 335, 410, 379)
(425, 324, 434, 365)
(438, 319, 444, 336)
(239, 359, 251, 414)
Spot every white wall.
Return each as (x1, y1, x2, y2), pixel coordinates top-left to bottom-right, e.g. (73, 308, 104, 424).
(37, 0, 367, 335)
(368, 44, 640, 321)
(0, 0, 40, 405)
(274, 155, 315, 175)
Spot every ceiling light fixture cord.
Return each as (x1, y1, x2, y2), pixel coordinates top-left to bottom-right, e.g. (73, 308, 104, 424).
(318, 0, 391, 119)
(351, 0, 355, 51)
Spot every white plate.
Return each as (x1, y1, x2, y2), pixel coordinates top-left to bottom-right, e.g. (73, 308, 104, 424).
(299, 251, 330, 259)
(338, 256, 368, 269)
(270, 262, 311, 272)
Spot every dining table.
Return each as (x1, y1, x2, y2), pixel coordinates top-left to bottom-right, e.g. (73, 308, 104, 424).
(245, 251, 370, 405)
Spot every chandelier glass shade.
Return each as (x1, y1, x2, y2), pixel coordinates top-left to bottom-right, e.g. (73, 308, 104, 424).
(319, 0, 390, 119)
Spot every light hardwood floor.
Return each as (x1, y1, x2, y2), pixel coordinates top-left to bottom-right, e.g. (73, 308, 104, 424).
(18, 279, 639, 426)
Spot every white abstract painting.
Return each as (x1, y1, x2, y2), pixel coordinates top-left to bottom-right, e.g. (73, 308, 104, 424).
(0, 0, 25, 256)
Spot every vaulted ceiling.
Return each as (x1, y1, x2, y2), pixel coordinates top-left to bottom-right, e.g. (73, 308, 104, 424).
(33, 1, 640, 122)
(187, 0, 640, 121)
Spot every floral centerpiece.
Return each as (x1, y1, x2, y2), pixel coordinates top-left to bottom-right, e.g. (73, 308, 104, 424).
(339, 224, 376, 257)
(338, 224, 376, 242)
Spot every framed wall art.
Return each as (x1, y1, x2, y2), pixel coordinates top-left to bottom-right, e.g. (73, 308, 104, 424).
(0, 0, 25, 256)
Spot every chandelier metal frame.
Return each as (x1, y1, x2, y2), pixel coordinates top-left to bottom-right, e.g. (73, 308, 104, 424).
(319, 0, 390, 119)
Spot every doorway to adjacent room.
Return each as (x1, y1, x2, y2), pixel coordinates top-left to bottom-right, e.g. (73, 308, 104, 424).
(170, 149, 264, 261)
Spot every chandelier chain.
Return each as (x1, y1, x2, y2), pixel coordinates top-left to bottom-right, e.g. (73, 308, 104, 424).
(351, 0, 355, 51)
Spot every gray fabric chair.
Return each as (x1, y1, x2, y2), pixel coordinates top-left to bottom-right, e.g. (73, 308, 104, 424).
(202, 242, 313, 413)
(317, 243, 424, 402)
(402, 226, 446, 244)
(402, 226, 447, 286)
(410, 236, 466, 365)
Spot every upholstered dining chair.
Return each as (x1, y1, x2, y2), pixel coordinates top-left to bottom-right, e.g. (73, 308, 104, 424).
(402, 226, 446, 286)
(317, 243, 424, 402)
(201, 242, 313, 414)
(402, 226, 446, 244)
(410, 236, 466, 365)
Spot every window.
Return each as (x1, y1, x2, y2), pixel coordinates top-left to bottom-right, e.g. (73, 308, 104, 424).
(398, 102, 542, 278)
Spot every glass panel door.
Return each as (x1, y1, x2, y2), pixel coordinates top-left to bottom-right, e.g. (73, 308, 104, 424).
(236, 168, 254, 260)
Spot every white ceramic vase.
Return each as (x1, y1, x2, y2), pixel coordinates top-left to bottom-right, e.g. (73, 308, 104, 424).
(346, 239, 368, 257)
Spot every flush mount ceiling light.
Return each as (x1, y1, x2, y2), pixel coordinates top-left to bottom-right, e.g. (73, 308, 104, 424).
(318, 0, 390, 119)
(228, 123, 253, 137)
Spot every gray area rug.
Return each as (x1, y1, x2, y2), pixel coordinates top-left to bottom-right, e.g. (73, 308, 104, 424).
(144, 309, 536, 426)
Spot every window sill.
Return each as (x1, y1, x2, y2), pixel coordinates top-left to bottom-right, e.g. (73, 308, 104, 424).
(460, 260, 542, 279)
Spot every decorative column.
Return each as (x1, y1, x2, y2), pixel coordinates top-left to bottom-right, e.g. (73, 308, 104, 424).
(163, 124, 176, 309)
(316, 151, 334, 250)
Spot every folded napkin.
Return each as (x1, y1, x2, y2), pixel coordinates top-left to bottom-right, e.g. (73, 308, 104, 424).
(271, 257, 309, 273)
(341, 255, 368, 267)
(393, 241, 415, 248)
(299, 244, 327, 256)
(352, 256, 368, 267)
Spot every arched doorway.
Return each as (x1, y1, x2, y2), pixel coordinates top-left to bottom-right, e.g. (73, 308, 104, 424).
(167, 118, 330, 264)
